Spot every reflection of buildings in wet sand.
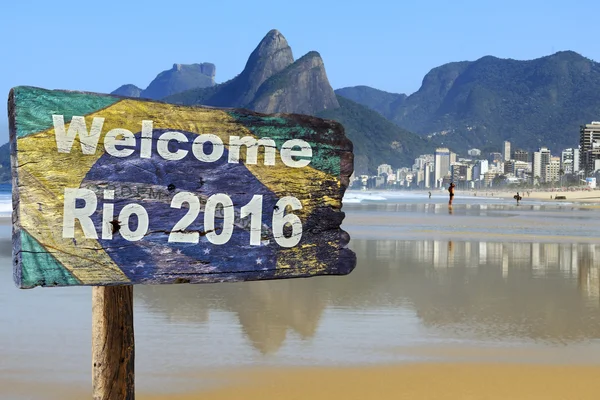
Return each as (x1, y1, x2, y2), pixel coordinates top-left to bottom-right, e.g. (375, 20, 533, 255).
(362, 239, 599, 306)
(581, 267, 600, 302)
(575, 244, 600, 302)
(361, 240, 599, 306)
(371, 238, 600, 341)
(409, 240, 596, 278)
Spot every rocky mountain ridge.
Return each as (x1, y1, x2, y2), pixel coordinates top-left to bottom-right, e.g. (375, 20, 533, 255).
(165, 30, 340, 116)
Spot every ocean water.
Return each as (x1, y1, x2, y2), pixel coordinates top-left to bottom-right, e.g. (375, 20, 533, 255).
(1, 186, 599, 398)
(0, 184, 11, 218)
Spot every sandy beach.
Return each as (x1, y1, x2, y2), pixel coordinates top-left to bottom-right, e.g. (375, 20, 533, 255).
(5, 363, 600, 400)
(143, 363, 600, 400)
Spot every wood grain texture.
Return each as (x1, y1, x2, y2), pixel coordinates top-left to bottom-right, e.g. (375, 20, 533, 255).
(9, 86, 356, 288)
(92, 285, 134, 400)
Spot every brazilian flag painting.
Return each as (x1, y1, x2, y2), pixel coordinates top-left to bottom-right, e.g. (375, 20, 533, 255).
(9, 86, 356, 289)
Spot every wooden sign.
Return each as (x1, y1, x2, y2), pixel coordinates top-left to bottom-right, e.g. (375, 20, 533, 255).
(8, 86, 356, 289)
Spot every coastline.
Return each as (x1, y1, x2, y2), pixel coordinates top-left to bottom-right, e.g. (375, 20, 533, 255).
(349, 188, 600, 204)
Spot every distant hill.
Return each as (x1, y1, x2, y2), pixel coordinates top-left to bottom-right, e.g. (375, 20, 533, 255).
(0, 142, 10, 183)
(111, 62, 216, 100)
(337, 51, 600, 154)
(111, 84, 142, 98)
(335, 86, 407, 119)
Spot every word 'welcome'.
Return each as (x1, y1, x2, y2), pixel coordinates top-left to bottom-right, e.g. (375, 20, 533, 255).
(52, 115, 313, 168)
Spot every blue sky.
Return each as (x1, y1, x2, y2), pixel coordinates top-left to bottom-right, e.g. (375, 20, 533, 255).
(1, 0, 599, 143)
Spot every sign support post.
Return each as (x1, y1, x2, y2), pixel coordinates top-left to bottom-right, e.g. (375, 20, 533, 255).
(92, 285, 135, 400)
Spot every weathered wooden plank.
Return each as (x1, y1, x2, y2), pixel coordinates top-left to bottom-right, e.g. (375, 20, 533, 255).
(9, 86, 356, 288)
(92, 285, 134, 400)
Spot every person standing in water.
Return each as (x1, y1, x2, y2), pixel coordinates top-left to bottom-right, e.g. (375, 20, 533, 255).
(448, 182, 455, 205)
(514, 192, 522, 205)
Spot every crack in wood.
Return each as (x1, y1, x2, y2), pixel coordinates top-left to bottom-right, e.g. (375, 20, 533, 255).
(144, 228, 216, 237)
(17, 161, 41, 167)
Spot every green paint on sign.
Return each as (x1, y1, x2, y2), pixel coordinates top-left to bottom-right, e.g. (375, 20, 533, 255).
(20, 230, 81, 288)
(228, 112, 342, 176)
(12, 86, 121, 138)
(228, 112, 288, 126)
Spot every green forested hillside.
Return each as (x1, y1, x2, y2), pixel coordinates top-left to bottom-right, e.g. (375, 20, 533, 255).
(317, 96, 433, 174)
(335, 85, 407, 119)
(338, 51, 599, 154)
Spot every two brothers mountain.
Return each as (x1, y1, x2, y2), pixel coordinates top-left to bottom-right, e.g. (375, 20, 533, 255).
(111, 29, 600, 176)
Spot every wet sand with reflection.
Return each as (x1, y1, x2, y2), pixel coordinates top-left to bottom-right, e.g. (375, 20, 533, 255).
(343, 202, 600, 243)
(132, 238, 600, 354)
(1, 202, 600, 398)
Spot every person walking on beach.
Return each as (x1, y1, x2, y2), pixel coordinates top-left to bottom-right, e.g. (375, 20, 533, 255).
(448, 182, 455, 206)
(428, 191, 432, 199)
(514, 192, 522, 205)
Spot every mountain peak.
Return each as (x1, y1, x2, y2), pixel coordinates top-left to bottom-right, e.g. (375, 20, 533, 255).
(226, 30, 294, 106)
(246, 30, 293, 69)
(248, 29, 293, 63)
(301, 50, 321, 59)
(249, 50, 339, 115)
(265, 29, 282, 38)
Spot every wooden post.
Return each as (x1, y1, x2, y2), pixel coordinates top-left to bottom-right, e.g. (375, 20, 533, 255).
(92, 285, 135, 400)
